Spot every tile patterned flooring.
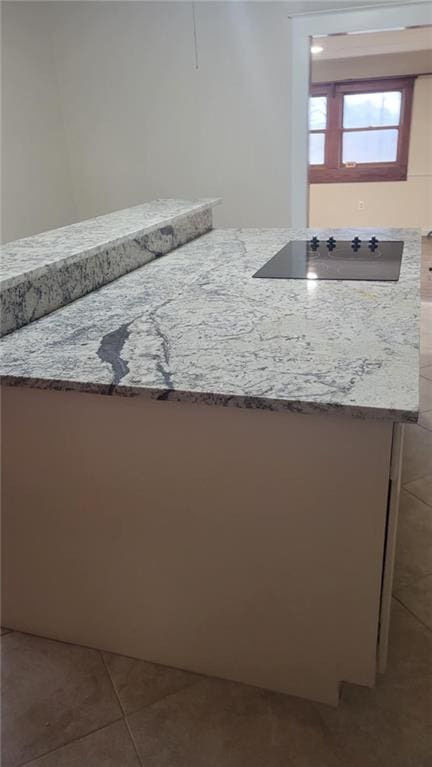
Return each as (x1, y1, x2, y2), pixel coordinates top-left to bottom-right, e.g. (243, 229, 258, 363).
(2, 241, 432, 767)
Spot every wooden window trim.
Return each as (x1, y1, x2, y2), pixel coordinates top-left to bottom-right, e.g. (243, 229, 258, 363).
(309, 76, 415, 184)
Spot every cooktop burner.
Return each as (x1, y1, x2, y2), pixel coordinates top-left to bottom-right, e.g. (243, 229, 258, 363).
(253, 237, 404, 282)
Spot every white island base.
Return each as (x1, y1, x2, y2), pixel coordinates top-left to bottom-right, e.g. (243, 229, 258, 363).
(2, 386, 404, 706)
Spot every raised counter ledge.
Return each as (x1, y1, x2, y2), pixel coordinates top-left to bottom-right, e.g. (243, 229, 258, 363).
(0, 198, 220, 336)
(0, 226, 421, 422)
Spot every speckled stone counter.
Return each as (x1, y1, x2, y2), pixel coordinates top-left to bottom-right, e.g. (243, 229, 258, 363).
(0, 226, 420, 421)
(0, 198, 220, 336)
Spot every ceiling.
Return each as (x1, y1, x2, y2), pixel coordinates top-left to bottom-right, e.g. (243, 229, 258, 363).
(286, 0, 431, 14)
(312, 25, 432, 59)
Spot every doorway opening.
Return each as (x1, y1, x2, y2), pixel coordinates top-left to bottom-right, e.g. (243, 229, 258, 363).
(307, 26, 432, 232)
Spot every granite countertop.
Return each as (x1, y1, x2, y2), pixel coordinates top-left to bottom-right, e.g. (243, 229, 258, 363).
(1, 198, 220, 286)
(0, 226, 421, 421)
(0, 198, 220, 336)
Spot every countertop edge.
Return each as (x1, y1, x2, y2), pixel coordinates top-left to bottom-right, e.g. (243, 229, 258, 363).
(0, 374, 419, 423)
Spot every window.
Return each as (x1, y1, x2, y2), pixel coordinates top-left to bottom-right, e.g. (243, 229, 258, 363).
(309, 77, 414, 183)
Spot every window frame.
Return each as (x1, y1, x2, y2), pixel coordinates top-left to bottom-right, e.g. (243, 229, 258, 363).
(309, 76, 415, 184)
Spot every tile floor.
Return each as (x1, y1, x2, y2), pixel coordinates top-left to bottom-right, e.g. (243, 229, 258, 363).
(2, 241, 432, 767)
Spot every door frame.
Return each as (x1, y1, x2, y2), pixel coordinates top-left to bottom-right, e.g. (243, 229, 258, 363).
(289, 2, 432, 227)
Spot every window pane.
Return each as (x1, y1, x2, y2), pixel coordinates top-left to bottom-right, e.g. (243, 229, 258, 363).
(309, 132, 325, 165)
(342, 129, 398, 164)
(309, 96, 327, 130)
(343, 91, 401, 128)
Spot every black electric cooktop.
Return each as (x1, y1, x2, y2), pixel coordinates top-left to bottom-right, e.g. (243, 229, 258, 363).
(253, 237, 404, 282)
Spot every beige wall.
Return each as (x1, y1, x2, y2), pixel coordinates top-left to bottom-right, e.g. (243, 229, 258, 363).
(310, 53, 432, 230)
(1, 3, 77, 243)
(49, 1, 293, 229)
(1, 1, 294, 238)
(311, 49, 432, 82)
(3, 3, 431, 239)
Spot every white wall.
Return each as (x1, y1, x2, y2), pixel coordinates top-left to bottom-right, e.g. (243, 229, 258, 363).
(49, 1, 292, 228)
(1, 2, 77, 243)
(309, 56, 432, 230)
(3, 1, 428, 240)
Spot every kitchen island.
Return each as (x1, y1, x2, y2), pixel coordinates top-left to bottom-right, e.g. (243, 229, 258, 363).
(1, 207, 421, 705)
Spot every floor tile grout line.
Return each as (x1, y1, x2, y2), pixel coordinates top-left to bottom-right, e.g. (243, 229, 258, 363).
(100, 659, 207, 766)
(0, 624, 209, 733)
(393, 594, 432, 635)
(16, 716, 125, 767)
(123, 716, 145, 767)
(125, 675, 210, 719)
(418, 412, 432, 422)
(99, 650, 127, 717)
(99, 650, 144, 767)
(412, 419, 432, 433)
(401, 485, 432, 508)
(402, 472, 432, 488)
(98, 649, 205, 715)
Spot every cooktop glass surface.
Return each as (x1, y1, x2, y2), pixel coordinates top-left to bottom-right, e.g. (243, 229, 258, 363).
(253, 239, 403, 282)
